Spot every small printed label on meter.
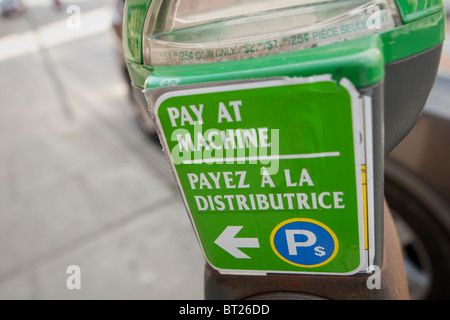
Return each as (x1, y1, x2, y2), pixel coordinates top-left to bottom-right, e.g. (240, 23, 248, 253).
(148, 76, 374, 275)
(149, 9, 396, 65)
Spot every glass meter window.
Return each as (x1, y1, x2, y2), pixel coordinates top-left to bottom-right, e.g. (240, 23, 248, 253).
(143, 0, 401, 65)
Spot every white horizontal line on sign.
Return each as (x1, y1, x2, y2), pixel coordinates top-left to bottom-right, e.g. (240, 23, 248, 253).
(182, 152, 341, 165)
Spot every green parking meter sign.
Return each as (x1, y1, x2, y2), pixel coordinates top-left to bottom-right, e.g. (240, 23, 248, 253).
(152, 76, 372, 275)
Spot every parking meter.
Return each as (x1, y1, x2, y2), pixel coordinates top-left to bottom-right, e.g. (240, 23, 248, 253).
(123, 0, 445, 299)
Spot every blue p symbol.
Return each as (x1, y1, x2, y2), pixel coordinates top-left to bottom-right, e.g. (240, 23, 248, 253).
(271, 219, 338, 268)
(285, 230, 317, 255)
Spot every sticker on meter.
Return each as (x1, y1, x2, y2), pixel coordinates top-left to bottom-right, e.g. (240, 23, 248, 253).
(271, 219, 339, 268)
(150, 75, 373, 276)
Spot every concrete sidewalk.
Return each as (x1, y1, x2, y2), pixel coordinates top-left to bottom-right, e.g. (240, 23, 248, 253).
(0, 0, 203, 299)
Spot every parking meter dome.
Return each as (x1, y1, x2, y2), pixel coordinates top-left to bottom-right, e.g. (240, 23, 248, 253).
(142, 0, 400, 66)
(135, 0, 444, 152)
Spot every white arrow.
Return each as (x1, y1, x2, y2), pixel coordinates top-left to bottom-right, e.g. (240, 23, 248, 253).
(214, 226, 260, 259)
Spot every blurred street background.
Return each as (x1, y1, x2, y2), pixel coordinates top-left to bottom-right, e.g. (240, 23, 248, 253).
(0, 0, 449, 300)
(0, 0, 204, 299)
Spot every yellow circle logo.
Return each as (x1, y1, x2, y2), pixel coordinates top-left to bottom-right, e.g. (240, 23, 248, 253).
(270, 219, 339, 268)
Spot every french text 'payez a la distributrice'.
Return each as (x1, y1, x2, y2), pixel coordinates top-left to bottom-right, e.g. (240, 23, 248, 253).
(164, 99, 346, 213)
(188, 169, 346, 212)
